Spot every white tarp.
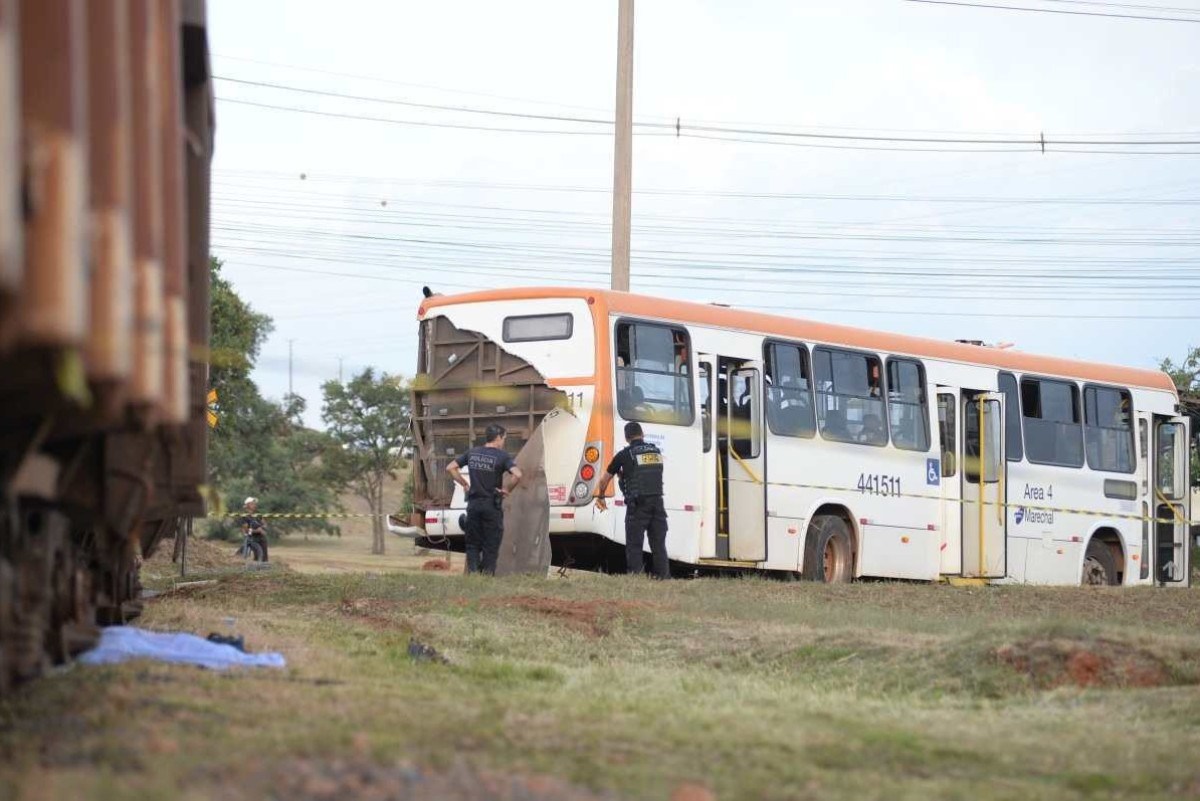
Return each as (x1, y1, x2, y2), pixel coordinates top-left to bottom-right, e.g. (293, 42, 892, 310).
(79, 626, 286, 670)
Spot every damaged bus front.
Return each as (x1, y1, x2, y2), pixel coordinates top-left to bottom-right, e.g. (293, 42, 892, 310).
(411, 291, 616, 567)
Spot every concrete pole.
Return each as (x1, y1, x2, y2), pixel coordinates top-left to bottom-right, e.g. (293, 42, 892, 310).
(610, 0, 634, 291)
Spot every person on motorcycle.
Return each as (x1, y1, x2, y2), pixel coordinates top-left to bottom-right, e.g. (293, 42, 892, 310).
(239, 497, 269, 562)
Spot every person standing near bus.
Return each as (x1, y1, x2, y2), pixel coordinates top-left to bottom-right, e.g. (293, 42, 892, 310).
(239, 497, 269, 562)
(446, 424, 523, 575)
(594, 421, 670, 579)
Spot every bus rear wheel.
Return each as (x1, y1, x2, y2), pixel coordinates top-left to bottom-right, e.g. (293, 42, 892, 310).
(803, 515, 854, 583)
(1082, 539, 1118, 586)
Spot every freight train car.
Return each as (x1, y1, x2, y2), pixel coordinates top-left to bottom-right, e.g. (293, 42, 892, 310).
(0, 0, 213, 691)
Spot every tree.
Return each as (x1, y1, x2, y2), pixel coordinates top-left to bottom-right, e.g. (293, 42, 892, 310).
(206, 257, 342, 538)
(321, 369, 412, 555)
(1159, 345, 1200, 487)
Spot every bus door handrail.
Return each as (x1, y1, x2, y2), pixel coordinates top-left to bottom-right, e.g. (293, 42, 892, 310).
(728, 445, 763, 485)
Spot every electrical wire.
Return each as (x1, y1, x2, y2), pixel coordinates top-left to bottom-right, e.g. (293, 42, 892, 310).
(904, 0, 1200, 23)
(212, 169, 1200, 204)
(217, 75, 1200, 149)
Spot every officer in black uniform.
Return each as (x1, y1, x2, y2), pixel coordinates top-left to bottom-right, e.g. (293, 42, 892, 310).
(594, 421, 669, 578)
(446, 424, 523, 574)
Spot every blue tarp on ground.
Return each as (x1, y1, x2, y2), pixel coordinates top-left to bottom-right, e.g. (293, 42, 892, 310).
(79, 626, 286, 670)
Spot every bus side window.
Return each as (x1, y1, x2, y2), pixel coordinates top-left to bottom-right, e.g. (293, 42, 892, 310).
(730, 368, 760, 458)
(1021, 377, 1084, 468)
(937, 393, 956, 476)
(998, 372, 1023, 462)
(699, 364, 712, 452)
(764, 341, 816, 438)
(813, 347, 886, 446)
(886, 358, 930, 451)
(1083, 385, 1135, 474)
(615, 321, 694, 426)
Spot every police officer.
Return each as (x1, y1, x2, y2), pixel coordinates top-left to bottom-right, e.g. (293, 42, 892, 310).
(594, 421, 669, 578)
(446, 424, 523, 575)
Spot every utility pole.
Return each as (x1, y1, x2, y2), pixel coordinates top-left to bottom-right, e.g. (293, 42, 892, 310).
(610, 0, 634, 291)
(288, 338, 294, 396)
(338, 356, 344, 384)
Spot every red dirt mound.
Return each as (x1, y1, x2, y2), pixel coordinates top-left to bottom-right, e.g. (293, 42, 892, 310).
(422, 559, 451, 571)
(484, 595, 653, 637)
(996, 638, 1171, 689)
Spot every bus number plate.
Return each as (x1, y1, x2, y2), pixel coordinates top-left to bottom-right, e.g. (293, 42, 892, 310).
(857, 474, 901, 497)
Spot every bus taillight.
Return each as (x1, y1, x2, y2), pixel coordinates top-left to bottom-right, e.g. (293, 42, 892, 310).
(571, 441, 603, 504)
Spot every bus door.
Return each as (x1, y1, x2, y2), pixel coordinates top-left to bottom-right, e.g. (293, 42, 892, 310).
(715, 357, 767, 562)
(961, 392, 1007, 578)
(935, 388, 963, 574)
(697, 356, 718, 558)
(1152, 415, 1190, 584)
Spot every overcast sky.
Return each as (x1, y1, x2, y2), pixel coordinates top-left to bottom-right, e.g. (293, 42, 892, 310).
(207, 0, 1200, 428)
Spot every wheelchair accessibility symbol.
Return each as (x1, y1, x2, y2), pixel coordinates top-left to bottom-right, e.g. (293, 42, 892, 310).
(926, 458, 940, 486)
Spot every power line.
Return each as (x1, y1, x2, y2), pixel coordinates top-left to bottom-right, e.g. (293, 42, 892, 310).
(212, 169, 1200, 205)
(1038, 0, 1200, 14)
(208, 189, 1200, 236)
(209, 199, 1199, 244)
(215, 98, 634, 136)
(904, 0, 1200, 23)
(212, 53, 631, 118)
(214, 52, 1199, 139)
(211, 238, 1200, 290)
(217, 74, 1200, 148)
(210, 219, 1200, 248)
(215, 76, 616, 126)
(217, 258, 1200, 321)
(219, 256, 1200, 303)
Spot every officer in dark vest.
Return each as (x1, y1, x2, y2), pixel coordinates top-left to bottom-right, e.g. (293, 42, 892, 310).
(594, 421, 669, 578)
(446, 424, 523, 575)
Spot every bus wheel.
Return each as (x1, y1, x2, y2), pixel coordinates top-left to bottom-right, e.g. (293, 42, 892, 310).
(1082, 539, 1118, 586)
(803, 515, 854, 583)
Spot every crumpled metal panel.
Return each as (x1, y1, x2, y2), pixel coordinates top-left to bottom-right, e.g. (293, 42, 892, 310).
(495, 423, 551, 577)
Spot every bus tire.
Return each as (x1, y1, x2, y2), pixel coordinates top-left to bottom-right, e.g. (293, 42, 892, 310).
(802, 515, 854, 584)
(1082, 539, 1118, 586)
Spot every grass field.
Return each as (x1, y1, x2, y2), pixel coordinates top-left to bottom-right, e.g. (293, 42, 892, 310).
(3, 522, 1200, 801)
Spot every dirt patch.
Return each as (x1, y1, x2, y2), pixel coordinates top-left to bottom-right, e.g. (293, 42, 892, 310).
(332, 598, 411, 635)
(222, 757, 618, 801)
(422, 559, 452, 572)
(995, 638, 1175, 689)
(142, 536, 241, 577)
(339, 598, 405, 617)
(483, 595, 653, 637)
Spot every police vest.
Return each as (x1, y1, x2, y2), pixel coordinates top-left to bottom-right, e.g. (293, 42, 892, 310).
(624, 441, 664, 499)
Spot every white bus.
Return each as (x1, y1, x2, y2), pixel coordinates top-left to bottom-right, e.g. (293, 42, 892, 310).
(411, 287, 1192, 587)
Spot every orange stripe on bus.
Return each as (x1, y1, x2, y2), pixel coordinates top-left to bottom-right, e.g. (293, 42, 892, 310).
(546, 376, 596, 387)
(421, 287, 1176, 393)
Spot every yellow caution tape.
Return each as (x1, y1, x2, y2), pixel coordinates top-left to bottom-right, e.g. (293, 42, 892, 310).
(764, 478, 1199, 526)
(213, 512, 392, 519)
(203, 481, 1197, 526)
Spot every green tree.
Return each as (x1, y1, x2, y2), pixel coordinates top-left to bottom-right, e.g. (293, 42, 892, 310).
(207, 257, 342, 538)
(1159, 345, 1200, 487)
(322, 369, 412, 555)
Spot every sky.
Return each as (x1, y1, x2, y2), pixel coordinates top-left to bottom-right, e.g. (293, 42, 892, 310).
(206, 0, 1200, 429)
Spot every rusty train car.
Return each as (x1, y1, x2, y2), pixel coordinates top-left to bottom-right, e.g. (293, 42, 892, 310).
(0, 0, 214, 692)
